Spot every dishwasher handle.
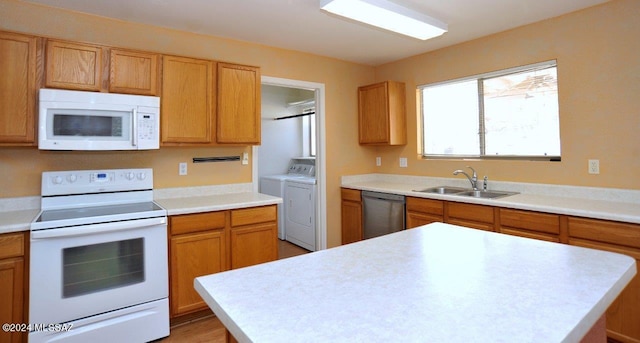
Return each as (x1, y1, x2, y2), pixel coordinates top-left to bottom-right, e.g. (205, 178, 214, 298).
(361, 191, 405, 202)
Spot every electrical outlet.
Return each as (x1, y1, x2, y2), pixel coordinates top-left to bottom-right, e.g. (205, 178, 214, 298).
(179, 162, 187, 176)
(588, 159, 599, 174)
(242, 152, 249, 165)
(399, 157, 408, 168)
(376, 157, 381, 166)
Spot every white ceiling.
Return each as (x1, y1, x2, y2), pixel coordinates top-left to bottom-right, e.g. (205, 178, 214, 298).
(22, 0, 609, 66)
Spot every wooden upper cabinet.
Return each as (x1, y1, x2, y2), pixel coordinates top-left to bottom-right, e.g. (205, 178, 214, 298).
(45, 40, 103, 91)
(161, 55, 215, 145)
(216, 63, 261, 145)
(0, 32, 37, 145)
(358, 81, 406, 145)
(109, 49, 159, 95)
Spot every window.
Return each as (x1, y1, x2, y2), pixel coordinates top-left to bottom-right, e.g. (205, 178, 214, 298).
(302, 107, 316, 157)
(419, 60, 560, 160)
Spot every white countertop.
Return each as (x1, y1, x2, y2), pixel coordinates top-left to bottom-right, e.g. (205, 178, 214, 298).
(155, 192, 282, 216)
(0, 184, 282, 234)
(195, 223, 637, 343)
(342, 174, 640, 225)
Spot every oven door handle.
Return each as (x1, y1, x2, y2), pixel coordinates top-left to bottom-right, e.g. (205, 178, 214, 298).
(31, 217, 166, 240)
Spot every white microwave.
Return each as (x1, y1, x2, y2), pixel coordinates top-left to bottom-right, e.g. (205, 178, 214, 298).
(38, 89, 160, 151)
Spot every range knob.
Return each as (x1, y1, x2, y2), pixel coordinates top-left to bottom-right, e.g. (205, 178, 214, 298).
(52, 176, 63, 184)
(126, 172, 136, 180)
(66, 174, 77, 183)
(137, 172, 146, 180)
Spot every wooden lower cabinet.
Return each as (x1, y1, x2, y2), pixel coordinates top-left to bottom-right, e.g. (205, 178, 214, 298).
(0, 232, 26, 343)
(169, 205, 278, 320)
(230, 206, 278, 269)
(568, 217, 640, 343)
(446, 202, 495, 232)
(406, 197, 443, 228)
(169, 212, 228, 318)
(498, 208, 561, 242)
(341, 188, 363, 244)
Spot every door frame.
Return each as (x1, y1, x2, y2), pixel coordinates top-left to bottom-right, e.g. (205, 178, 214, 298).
(255, 76, 327, 250)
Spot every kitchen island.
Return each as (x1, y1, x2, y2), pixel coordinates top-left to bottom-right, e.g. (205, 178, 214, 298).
(195, 223, 636, 342)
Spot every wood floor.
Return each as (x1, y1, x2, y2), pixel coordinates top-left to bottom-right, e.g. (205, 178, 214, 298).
(159, 239, 310, 342)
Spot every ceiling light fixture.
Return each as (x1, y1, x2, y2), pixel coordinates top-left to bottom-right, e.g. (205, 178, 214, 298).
(320, 0, 447, 40)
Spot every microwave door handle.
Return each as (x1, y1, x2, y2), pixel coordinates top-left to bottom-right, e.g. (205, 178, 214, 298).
(132, 108, 138, 147)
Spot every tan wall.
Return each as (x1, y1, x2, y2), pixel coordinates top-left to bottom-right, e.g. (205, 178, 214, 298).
(371, 0, 640, 190)
(2, 0, 638, 247)
(0, 0, 377, 248)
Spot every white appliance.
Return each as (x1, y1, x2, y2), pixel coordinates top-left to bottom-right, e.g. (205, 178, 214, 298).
(285, 175, 317, 251)
(29, 168, 169, 343)
(38, 88, 160, 151)
(259, 159, 316, 250)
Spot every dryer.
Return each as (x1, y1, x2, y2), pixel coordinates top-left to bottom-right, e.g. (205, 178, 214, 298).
(285, 176, 316, 251)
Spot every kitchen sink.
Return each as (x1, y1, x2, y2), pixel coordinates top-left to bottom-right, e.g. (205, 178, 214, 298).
(455, 190, 518, 199)
(412, 186, 518, 199)
(413, 186, 468, 194)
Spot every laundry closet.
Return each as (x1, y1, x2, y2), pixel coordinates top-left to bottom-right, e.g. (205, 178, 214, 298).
(258, 85, 317, 251)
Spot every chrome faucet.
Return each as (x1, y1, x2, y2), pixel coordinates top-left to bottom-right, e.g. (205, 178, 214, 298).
(453, 166, 478, 190)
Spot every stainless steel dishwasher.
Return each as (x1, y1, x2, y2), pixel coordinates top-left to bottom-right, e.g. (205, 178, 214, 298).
(361, 191, 405, 239)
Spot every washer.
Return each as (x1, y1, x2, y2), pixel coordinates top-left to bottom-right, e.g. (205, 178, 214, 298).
(259, 174, 293, 240)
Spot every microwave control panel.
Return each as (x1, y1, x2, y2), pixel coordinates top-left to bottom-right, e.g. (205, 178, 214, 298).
(137, 108, 159, 149)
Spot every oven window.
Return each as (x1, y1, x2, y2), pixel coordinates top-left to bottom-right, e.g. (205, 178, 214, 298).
(63, 238, 144, 298)
(53, 114, 124, 137)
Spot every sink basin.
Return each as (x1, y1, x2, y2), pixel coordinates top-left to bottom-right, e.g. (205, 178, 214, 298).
(413, 186, 468, 194)
(454, 190, 518, 199)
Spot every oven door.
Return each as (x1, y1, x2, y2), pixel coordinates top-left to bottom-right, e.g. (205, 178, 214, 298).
(29, 217, 168, 324)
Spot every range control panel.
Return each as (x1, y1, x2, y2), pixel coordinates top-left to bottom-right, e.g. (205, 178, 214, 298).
(41, 168, 154, 196)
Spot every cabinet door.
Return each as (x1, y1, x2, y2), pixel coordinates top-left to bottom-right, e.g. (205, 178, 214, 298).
(358, 82, 388, 144)
(0, 258, 24, 343)
(358, 81, 406, 145)
(407, 211, 442, 229)
(161, 55, 215, 144)
(170, 230, 227, 317)
(109, 49, 159, 95)
(45, 40, 103, 91)
(406, 197, 444, 229)
(217, 63, 260, 144)
(0, 32, 37, 145)
(341, 188, 362, 244)
(230, 223, 278, 269)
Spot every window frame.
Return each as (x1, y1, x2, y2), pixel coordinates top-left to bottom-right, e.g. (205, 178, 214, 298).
(418, 60, 561, 161)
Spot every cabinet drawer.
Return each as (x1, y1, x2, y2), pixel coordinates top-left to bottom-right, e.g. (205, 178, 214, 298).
(501, 228, 560, 243)
(447, 202, 494, 223)
(231, 205, 277, 227)
(341, 188, 361, 202)
(407, 197, 443, 216)
(0, 232, 24, 259)
(568, 217, 640, 249)
(499, 208, 560, 234)
(170, 211, 227, 235)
